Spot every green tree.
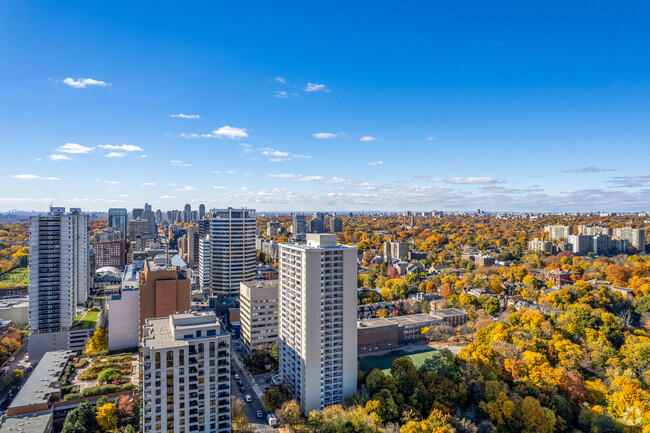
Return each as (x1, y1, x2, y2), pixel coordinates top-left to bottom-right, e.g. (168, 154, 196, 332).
(390, 357, 419, 396)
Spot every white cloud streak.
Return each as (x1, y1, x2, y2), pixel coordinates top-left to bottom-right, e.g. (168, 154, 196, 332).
(57, 143, 94, 154)
(62, 77, 110, 88)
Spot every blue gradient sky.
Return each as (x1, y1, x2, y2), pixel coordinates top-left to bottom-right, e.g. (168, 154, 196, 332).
(1, 1, 649, 212)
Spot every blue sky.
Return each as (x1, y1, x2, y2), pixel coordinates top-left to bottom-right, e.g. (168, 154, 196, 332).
(1, 1, 649, 212)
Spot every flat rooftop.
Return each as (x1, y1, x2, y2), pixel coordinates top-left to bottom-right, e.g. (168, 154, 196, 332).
(0, 412, 53, 433)
(142, 312, 226, 349)
(359, 313, 442, 329)
(9, 350, 73, 409)
(430, 308, 467, 318)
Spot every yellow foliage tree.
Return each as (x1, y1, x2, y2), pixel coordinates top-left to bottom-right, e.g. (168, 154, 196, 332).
(96, 402, 118, 432)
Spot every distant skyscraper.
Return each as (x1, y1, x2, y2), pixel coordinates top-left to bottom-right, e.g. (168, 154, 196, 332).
(201, 208, 256, 297)
(108, 208, 128, 241)
(329, 217, 342, 233)
(144, 203, 152, 212)
(140, 312, 231, 433)
(28, 207, 90, 361)
(199, 203, 206, 220)
(132, 207, 144, 220)
(309, 212, 326, 233)
(155, 209, 163, 224)
(278, 234, 357, 413)
(292, 214, 307, 241)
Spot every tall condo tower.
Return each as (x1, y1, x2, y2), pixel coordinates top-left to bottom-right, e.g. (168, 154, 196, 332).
(278, 234, 357, 413)
(28, 207, 90, 361)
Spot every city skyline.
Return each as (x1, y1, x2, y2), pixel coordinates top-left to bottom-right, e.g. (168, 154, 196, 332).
(2, 1, 650, 212)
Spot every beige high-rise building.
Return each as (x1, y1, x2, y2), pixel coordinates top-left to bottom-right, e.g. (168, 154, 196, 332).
(138, 259, 191, 337)
(140, 312, 231, 433)
(239, 280, 279, 355)
(544, 225, 573, 241)
(383, 241, 407, 260)
(278, 234, 357, 414)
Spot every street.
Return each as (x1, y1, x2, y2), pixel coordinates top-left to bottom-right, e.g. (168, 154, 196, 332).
(231, 345, 276, 432)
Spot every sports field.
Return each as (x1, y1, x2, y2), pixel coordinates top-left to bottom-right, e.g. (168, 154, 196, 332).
(359, 347, 438, 374)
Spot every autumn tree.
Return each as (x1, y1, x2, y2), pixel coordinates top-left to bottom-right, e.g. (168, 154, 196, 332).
(96, 402, 118, 432)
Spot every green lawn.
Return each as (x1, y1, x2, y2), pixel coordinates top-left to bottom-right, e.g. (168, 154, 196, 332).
(0, 268, 28, 287)
(359, 347, 438, 375)
(71, 311, 99, 330)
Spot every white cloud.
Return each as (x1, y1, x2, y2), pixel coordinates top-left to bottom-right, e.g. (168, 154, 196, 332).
(260, 147, 311, 160)
(305, 83, 329, 92)
(171, 113, 200, 119)
(360, 136, 376, 142)
(313, 132, 344, 139)
(274, 91, 288, 98)
(213, 186, 226, 190)
(170, 160, 192, 167)
(62, 77, 110, 88)
(368, 160, 383, 166)
(138, 154, 148, 158)
(226, 170, 236, 174)
(267, 173, 296, 178)
(160, 195, 177, 199)
(207, 126, 249, 139)
(103, 180, 120, 184)
(324, 177, 349, 184)
(178, 133, 199, 139)
(141, 182, 156, 186)
(57, 142, 94, 154)
(426, 136, 435, 141)
(99, 144, 143, 152)
(49, 154, 71, 161)
(425, 177, 503, 185)
(12, 174, 60, 181)
(105, 152, 126, 158)
(274, 77, 287, 84)
(178, 186, 198, 191)
(293, 175, 324, 182)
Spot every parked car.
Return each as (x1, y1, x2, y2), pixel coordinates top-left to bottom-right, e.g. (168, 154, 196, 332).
(256, 410, 263, 419)
(239, 387, 245, 393)
(234, 374, 240, 380)
(271, 374, 282, 386)
(245, 394, 252, 403)
(267, 414, 277, 427)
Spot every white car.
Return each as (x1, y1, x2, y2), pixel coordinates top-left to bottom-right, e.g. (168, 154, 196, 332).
(245, 394, 252, 403)
(234, 374, 240, 380)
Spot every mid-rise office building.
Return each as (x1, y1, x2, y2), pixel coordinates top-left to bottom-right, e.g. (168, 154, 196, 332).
(133, 207, 144, 220)
(139, 259, 191, 337)
(108, 208, 128, 241)
(179, 226, 200, 268)
(28, 207, 90, 362)
(140, 312, 231, 433)
(545, 225, 573, 241)
(201, 208, 256, 297)
(613, 227, 646, 252)
(292, 214, 307, 241)
(94, 227, 126, 270)
(142, 203, 157, 236)
(329, 217, 343, 233)
(239, 280, 279, 355)
(130, 218, 151, 241)
(278, 234, 357, 413)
